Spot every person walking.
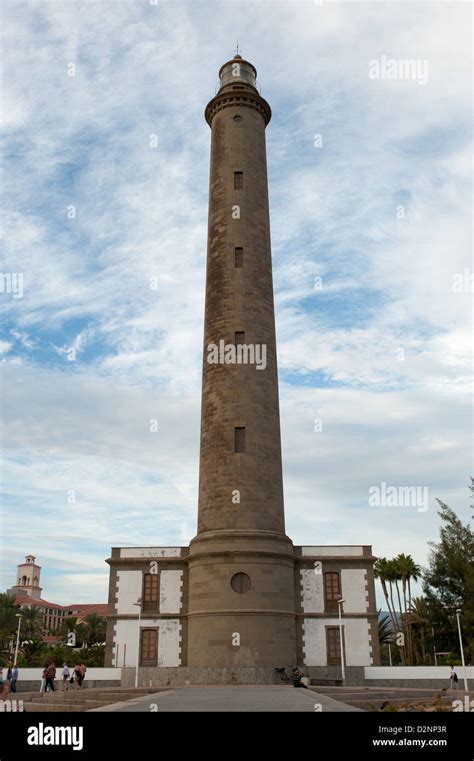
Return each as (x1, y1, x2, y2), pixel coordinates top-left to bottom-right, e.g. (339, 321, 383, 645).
(6, 662, 13, 690)
(11, 664, 18, 694)
(80, 663, 87, 689)
(40, 662, 49, 692)
(61, 663, 70, 691)
(0, 678, 10, 700)
(73, 663, 83, 689)
(44, 661, 56, 692)
(449, 664, 459, 690)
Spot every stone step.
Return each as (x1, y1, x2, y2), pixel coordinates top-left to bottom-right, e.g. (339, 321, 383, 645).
(317, 691, 452, 699)
(319, 686, 474, 694)
(342, 697, 454, 709)
(23, 703, 84, 713)
(22, 691, 164, 712)
(25, 688, 158, 700)
(23, 699, 123, 712)
(28, 694, 151, 704)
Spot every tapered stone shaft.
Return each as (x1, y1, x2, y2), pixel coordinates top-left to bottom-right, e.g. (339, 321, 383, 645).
(187, 56, 296, 668)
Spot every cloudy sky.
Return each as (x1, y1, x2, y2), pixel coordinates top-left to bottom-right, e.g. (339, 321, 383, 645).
(1, 0, 471, 607)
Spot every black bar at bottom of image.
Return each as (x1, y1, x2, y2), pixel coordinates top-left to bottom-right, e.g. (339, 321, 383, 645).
(0, 710, 472, 759)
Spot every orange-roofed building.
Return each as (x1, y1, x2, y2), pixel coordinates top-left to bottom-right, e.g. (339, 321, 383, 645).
(6, 556, 106, 637)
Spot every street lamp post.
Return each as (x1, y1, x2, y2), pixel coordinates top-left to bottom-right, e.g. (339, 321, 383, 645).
(13, 614, 22, 666)
(337, 598, 346, 683)
(134, 598, 142, 689)
(455, 609, 469, 692)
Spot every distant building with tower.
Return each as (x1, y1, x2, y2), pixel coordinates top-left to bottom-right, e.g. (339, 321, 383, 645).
(6, 555, 107, 636)
(9, 554, 43, 599)
(105, 55, 379, 680)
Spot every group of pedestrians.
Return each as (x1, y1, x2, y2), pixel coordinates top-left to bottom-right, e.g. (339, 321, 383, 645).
(0, 663, 19, 695)
(40, 661, 87, 691)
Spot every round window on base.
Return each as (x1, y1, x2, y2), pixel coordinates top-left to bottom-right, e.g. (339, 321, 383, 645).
(231, 572, 251, 593)
(233, 115, 243, 122)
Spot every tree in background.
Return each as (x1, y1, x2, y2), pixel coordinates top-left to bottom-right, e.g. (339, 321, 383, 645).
(82, 614, 106, 647)
(58, 616, 78, 645)
(375, 558, 406, 664)
(409, 596, 432, 664)
(394, 553, 421, 665)
(21, 605, 44, 639)
(423, 490, 473, 663)
(0, 593, 17, 659)
(19, 638, 47, 666)
(378, 609, 398, 665)
(77, 643, 105, 667)
(374, 558, 399, 645)
(375, 482, 473, 666)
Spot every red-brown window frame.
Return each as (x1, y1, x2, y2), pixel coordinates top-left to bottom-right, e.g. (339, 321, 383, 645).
(140, 628, 158, 666)
(142, 573, 159, 612)
(324, 571, 341, 612)
(326, 626, 343, 666)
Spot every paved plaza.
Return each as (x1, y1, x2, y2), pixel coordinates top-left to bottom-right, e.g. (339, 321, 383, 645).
(94, 685, 361, 713)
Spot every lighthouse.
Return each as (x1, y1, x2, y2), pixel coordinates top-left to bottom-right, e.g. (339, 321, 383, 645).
(105, 55, 379, 682)
(187, 54, 297, 667)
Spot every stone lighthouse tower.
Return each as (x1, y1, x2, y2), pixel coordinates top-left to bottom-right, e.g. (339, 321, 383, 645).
(186, 54, 297, 667)
(106, 55, 379, 680)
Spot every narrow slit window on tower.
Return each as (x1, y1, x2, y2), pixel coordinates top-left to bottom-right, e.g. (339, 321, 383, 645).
(235, 247, 243, 268)
(234, 427, 246, 453)
(234, 171, 243, 190)
(235, 331, 245, 345)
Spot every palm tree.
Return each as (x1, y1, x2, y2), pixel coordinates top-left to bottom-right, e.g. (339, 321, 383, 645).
(407, 557, 421, 648)
(396, 553, 421, 665)
(21, 605, 44, 639)
(20, 637, 47, 666)
(374, 559, 399, 641)
(82, 614, 106, 647)
(59, 616, 78, 645)
(390, 559, 404, 624)
(77, 643, 105, 667)
(0, 593, 17, 655)
(74, 622, 87, 648)
(378, 611, 395, 644)
(378, 609, 396, 665)
(384, 558, 407, 664)
(381, 558, 407, 664)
